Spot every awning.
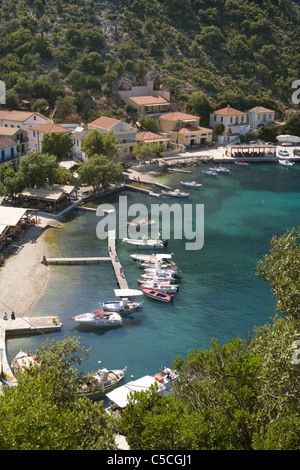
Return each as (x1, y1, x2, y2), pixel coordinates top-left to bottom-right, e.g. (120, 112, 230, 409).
(106, 375, 156, 408)
(114, 289, 143, 297)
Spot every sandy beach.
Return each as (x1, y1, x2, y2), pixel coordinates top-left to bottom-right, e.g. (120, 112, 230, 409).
(0, 224, 50, 318)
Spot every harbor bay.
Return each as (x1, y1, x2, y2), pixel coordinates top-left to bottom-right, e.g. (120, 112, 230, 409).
(5, 163, 300, 391)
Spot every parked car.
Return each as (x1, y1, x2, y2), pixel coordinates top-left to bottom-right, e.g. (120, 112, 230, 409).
(279, 150, 290, 156)
(293, 149, 300, 156)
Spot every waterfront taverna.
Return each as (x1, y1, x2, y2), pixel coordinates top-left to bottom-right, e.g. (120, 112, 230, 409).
(20, 184, 78, 213)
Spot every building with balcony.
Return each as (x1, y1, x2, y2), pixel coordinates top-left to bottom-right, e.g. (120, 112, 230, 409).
(209, 105, 249, 144)
(247, 106, 275, 127)
(88, 116, 137, 159)
(0, 126, 28, 158)
(0, 137, 18, 167)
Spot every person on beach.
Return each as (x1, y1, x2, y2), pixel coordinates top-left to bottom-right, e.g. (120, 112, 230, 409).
(3, 312, 8, 320)
(11, 311, 15, 320)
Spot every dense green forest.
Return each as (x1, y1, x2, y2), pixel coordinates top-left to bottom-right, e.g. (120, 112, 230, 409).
(0, 0, 299, 124)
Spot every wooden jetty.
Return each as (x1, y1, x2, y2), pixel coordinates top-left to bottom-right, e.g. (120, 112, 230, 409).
(0, 316, 62, 386)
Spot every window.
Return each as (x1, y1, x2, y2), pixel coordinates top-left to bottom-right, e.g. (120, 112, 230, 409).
(33, 131, 36, 137)
(33, 116, 36, 120)
(214, 115, 216, 121)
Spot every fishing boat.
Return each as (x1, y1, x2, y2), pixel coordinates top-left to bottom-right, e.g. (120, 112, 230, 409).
(127, 218, 157, 227)
(234, 161, 249, 166)
(100, 289, 143, 313)
(130, 253, 173, 263)
(201, 169, 217, 176)
(180, 181, 202, 188)
(278, 159, 294, 167)
(79, 363, 127, 398)
(123, 235, 168, 248)
(142, 287, 174, 302)
(72, 309, 123, 327)
(138, 279, 179, 293)
(106, 367, 178, 413)
(161, 189, 189, 198)
(209, 166, 231, 174)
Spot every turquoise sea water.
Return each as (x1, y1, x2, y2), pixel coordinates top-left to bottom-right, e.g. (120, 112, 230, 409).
(7, 163, 300, 388)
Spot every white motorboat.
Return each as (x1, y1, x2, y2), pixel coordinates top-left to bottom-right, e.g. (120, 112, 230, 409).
(143, 263, 180, 274)
(79, 364, 127, 398)
(180, 181, 202, 188)
(278, 159, 294, 167)
(201, 169, 217, 176)
(149, 191, 161, 197)
(209, 166, 231, 174)
(130, 253, 173, 263)
(127, 218, 157, 227)
(106, 367, 178, 412)
(137, 279, 179, 293)
(123, 235, 168, 248)
(100, 289, 143, 313)
(161, 189, 189, 198)
(72, 309, 123, 327)
(11, 350, 39, 373)
(141, 271, 179, 282)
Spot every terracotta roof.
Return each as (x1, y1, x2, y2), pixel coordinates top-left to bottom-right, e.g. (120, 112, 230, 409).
(136, 131, 170, 142)
(175, 126, 213, 134)
(0, 136, 17, 149)
(29, 122, 70, 133)
(89, 116, 121, 129)
(128, 95, 169, 105)
(2, 110, 49, 123)
(156, 112, 199, 121)
(0, 126, 19, 136)
(0, 110, 9, 120)
(247, 106, 274, 113)
(212, 106, 246, 116)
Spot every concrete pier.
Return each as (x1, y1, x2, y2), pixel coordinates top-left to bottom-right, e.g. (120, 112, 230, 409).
(108, 230, 129, 290)
(45, 257, 110, 265)
(0, 316, 62, 385)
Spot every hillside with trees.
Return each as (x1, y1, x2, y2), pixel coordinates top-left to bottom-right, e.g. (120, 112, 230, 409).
(0, 0, 299, 124)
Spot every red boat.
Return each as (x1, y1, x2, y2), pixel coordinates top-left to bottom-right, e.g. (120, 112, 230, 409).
(234, 161, 249, 166)
(141, 287, 174, 302)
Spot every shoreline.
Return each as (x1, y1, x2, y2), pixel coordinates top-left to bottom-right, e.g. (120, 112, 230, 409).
(0, 224, 50, 318)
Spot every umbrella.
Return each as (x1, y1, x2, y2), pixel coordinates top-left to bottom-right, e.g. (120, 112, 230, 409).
(277, 135, 300, 143)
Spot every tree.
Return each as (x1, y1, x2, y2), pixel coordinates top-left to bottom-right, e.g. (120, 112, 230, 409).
(284, 115, 300, 137)
(77, 155, 123, 191)
(137, 114, 159, 133)
(82, 129, 119, 159)
(41, 132, 73, 162)
(187, 92, 215, 126)
(257, 124, 278, 142)
(18, 151, 58, 188)
(0, 337, 116, 450)
(256, 227, 300, 319)
(132, 142, 164, 165)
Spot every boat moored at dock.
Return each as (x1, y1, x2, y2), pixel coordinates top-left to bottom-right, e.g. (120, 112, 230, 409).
(72, 309, 123, 327)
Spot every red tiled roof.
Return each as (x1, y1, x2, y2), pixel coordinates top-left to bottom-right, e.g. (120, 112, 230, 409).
(29, 122, 70, 133)
(176, 126, 212, 134)
(89, 116, 121, 129)
(212, 106, 246, 116)
(128, 95, 169, 105)
(156, 112, 199, 121)
(0, 136, 16, 149)
(136, 131, 170, 142)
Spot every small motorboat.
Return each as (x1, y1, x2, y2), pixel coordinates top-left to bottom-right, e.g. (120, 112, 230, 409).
(149, 191, 161, 197)
(141, 287, 174, 302)
(180, 181, 202, 188)
(138, 279, 179, 293)
(79, 364, 127, 398)
(127, 218, 157, 227)
(123, 235, 168, 248)
(141, 271, 180, 282)
(11, 350, 39, 373)
(161, 189, 189, 198)
(72, 309, 123, 327)
(201, 169, 217, 176)
(278, 159, 294, 167)
(209, 166, 231, 174)
(130, 253, 173, 263)
(100, 289, 143, 313)
(234, 161, 249, 166)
